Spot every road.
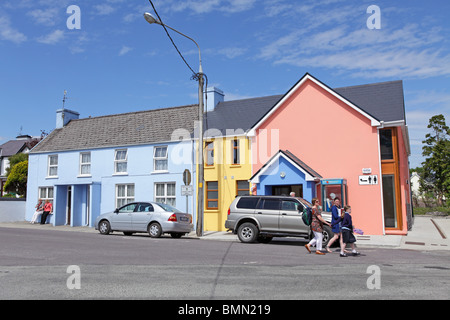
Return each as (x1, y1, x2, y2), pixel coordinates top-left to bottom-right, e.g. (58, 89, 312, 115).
(1, 227, 449, 300)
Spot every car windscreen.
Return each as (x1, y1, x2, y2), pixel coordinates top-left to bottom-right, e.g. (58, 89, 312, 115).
(156, 202, 182, 213)
(298, 198, 312, 208)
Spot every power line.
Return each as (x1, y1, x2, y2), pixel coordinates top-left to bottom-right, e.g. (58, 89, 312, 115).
(148, 0, 198, 78)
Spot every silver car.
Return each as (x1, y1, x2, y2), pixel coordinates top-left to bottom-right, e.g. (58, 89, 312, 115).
(225, 195, 332, 245)
(95, 202, 193, 238)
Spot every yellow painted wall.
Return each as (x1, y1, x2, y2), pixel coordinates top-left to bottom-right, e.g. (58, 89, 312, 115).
(198, 136, 252, 231)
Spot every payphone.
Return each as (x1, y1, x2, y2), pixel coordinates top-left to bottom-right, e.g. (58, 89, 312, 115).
(319, 179, 347, 212)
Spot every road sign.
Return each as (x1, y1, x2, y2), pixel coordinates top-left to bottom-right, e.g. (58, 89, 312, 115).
(183, 169, 191, 186)
(181, 185, 193, 196)
(359, 175, 378, 185)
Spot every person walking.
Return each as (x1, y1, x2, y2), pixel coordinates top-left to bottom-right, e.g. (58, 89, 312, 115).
(40, 200, 53, 225)
(31, 199, 44, 224)
(325, 197, 344, 253)
(305, 198, 331, 255)
(338, 205, 360, 257)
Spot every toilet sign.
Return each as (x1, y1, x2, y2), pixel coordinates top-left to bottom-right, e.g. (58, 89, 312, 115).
(359, 175, 378, 185)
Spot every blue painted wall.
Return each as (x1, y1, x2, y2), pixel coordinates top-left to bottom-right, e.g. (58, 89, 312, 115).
(255, 156, 316, 202)
(26, 140, 196, 227)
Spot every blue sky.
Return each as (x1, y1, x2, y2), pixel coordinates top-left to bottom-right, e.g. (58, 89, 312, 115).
(0, 0, 449, 169)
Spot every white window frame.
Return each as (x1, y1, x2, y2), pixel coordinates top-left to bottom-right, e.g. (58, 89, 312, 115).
(79, 152, 91, 176)
(153, 146, 168, 172)
(154, 182, 176, 206)
(114, 149, 128, 174)
(39, 187, 54, 204)
(115, 184, 135, 208)
(47, 155, 58, 177)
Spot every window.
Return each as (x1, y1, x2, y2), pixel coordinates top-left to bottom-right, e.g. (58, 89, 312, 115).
(155, 182, 176, 206)
(39, 187, 54, 204)
(79, 152, 91, 176)
(137, 203, 154, 212)
(154, 146, 168, 171)
(236, 180, 249, 196)
(281, 200, 301, 211)
(232, 138, 240, 164)
(206, 181, 218, 209)
(114, 149, 127, 174)
(236, 197, 259, 209)
(118, 203, 138, 213)
(47, 155, 58, 177)
(205, 141, 214, 166)
(116, 184, 134, 208)
(380, 129, 394, 160)
(257, 199, 281, 210)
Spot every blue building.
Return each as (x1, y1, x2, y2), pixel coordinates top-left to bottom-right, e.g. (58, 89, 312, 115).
(249, 150, 322, 203)
(26, 105, 198, 227)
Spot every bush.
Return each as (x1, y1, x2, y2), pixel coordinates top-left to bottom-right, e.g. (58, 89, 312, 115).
(3, 160, 28, 197)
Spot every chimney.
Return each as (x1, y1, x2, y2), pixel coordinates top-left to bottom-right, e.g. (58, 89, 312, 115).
(56, 108, 80, 129)
(205, 87, 224, 112)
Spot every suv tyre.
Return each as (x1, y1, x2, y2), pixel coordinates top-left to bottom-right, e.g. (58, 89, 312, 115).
(237, 222, 259, 243)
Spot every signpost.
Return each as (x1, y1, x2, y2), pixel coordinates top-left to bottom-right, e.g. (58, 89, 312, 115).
(182, 169, 192, 213)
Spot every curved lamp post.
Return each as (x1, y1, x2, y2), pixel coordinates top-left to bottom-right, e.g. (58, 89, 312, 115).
(144, 12, 205, 237)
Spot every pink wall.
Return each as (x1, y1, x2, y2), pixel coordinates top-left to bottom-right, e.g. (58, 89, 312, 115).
(252, 79, 385, 235)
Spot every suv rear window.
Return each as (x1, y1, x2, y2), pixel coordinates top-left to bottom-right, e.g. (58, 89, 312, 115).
(236, 197, 259, 209)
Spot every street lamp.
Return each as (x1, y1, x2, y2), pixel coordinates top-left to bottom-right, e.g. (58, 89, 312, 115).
(144, 12, 205, 237)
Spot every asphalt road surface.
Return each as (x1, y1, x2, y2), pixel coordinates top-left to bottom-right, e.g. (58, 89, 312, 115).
(1, 227, 449, 300)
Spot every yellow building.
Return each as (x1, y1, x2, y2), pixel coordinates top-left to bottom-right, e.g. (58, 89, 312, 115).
(201, 135, 252, 231)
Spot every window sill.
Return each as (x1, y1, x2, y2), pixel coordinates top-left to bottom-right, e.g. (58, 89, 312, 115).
(77, 175, 92, 178)
(151, 170, 169, 174)
(113, 172, 128, 176)
(46, 176, 58, 179)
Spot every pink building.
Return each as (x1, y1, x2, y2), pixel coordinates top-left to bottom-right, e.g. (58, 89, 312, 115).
(248, 73, 411, 235)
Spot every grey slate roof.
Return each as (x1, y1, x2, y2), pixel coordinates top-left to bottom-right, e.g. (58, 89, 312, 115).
(31, 104, 198, 153)
(205, 79, 405, 137)
(30, 77, 405, 153)
(205, 95, 283, 137)
(0, 140, 29, 157)
(334, 80, 405, 123)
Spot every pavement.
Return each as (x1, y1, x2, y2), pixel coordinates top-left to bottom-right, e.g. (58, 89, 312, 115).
(1, 215, 449, 251)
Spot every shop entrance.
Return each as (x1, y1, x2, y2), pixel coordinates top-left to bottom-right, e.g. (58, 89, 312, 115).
(271, 185, 303, 197)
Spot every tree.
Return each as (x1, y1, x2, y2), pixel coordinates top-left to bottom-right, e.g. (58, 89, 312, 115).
(421, 114, 450, 206)
(4, 153, 28, 178)
(3, 160, 28, 197)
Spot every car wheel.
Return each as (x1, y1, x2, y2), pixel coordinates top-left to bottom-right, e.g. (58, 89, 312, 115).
(98, 220, 111, 235)
(322, 225, 333, 247)
(237, 222, 258, 243)
(148, 222, 162, 238)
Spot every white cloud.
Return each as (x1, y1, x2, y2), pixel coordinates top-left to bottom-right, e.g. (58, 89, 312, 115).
(0, 14, 27, 44)
(95, 4, 116, 16)
(27, 8, 59, 26)
(167, 0, 255, 14)
(254, 2, 450, 79)
(37, 29, 64, 44)
(119, 46, 132, 56)
(218, 47, 247, 59)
